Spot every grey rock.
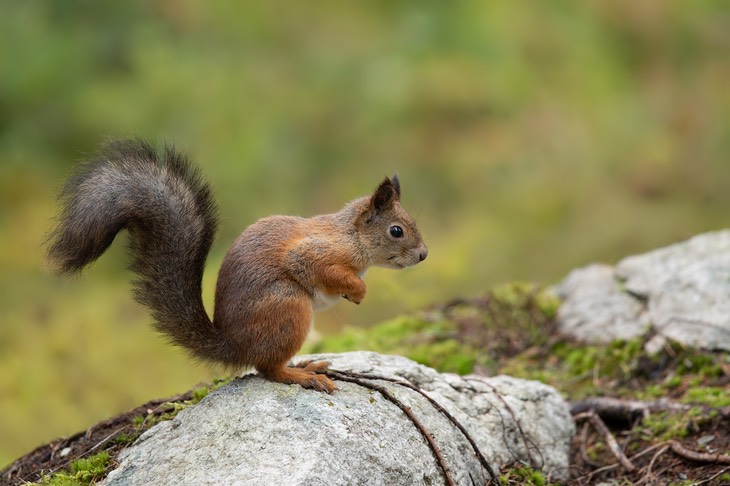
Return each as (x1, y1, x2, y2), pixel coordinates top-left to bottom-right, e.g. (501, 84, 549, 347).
(556, 264, 651, 342)
(103, 352, 573, 485)
(557, 230, 730, 351)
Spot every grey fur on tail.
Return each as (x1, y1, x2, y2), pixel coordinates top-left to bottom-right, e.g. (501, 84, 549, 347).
(46, 139, 220, 358)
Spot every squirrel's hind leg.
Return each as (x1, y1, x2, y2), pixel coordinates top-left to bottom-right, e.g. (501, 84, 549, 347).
(251, 296, 337, 393)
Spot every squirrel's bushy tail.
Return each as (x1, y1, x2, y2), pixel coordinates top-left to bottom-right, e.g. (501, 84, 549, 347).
(47, 139, 221, 360)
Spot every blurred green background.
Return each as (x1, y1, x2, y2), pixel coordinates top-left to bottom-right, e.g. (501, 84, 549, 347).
(1, 0, 729, 467)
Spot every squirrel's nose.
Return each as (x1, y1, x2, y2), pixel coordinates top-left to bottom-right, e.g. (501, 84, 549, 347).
(418, 247, 428, 262)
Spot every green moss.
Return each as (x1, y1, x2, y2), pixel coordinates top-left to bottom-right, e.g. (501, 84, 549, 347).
(682, 386, 730, 407)
(310, 314, 478, 374)
(534, 290, 561, 321)
(311, 315, 430, 354)
(491, 282, 535, 307)
(512, 338, 646, 399)
(190, 377, 232, 405)
(641, 411, 686, 439)
(36, 475, 80, 486)
(487, 283, 560, 346)
(192, 386, 209, 403)
(489, 283, 560, 321)
(640, 406, 715, 441)
(664, 374, 682, 389)
(586, 442, 605, 462)
(407, 339, 479, 375)
(499, 464, 557, 486)
(35, 452, 110, 485)
(113, 431, 140, 445)
(494, 328, 730, 409)
(677, 354, 723, 378)
(639, 384, 667, 400)
(560, 344, 599, 376)
(69, 453, 110, 483)
(498, 358, 552, 385)
(688, 375, 703, 387)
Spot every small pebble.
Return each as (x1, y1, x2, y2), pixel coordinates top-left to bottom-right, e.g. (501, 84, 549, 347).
(697, 434, 715, 447)
(59, 447, 72, 458)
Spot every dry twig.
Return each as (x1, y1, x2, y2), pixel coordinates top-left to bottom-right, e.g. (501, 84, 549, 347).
(578, 422, 602, 469)
(574, 411, 636, 473)
(669, 440, 730, 464)
(569, 396, 713, 422)
(635, 444, 670, 486)
(696, 465, 730, 485)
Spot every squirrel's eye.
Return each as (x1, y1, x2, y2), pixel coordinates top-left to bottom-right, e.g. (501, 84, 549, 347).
(389, 225, 404, 238)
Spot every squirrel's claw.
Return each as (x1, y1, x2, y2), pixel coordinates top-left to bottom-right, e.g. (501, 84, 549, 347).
(342, 294, 361, 305)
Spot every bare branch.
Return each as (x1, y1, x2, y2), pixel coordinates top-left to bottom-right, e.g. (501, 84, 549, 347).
(574, 411, 636, 472)
(669, 440, 730, 464)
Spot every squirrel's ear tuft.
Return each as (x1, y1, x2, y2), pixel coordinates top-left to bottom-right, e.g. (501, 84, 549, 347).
(369, 176, 398, 215)
(391, 174, 401, 199)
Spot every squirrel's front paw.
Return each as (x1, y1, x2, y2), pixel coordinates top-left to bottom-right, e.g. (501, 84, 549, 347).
(342, 294, 362, 305)
(343, 281, 366, 304)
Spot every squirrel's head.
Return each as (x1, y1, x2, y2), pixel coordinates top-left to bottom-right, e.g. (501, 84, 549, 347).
(356, 175, 427, 269)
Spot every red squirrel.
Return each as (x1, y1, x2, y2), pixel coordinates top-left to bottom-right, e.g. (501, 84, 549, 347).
(47, 139, 427, 393)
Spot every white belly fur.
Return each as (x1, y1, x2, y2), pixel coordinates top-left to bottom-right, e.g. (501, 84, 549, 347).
(312, 289, 341, 311)
(312, 270, 367, 312)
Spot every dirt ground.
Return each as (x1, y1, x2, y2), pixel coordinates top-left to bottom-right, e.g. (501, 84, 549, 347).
(1, 391, 192, 485)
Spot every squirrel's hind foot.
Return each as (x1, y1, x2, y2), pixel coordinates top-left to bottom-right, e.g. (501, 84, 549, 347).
(291, 360, 331, 374)
(258, 364, 337, 393)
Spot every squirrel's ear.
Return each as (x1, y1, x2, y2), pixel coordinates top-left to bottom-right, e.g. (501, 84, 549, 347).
(368, 176, 398, 216)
